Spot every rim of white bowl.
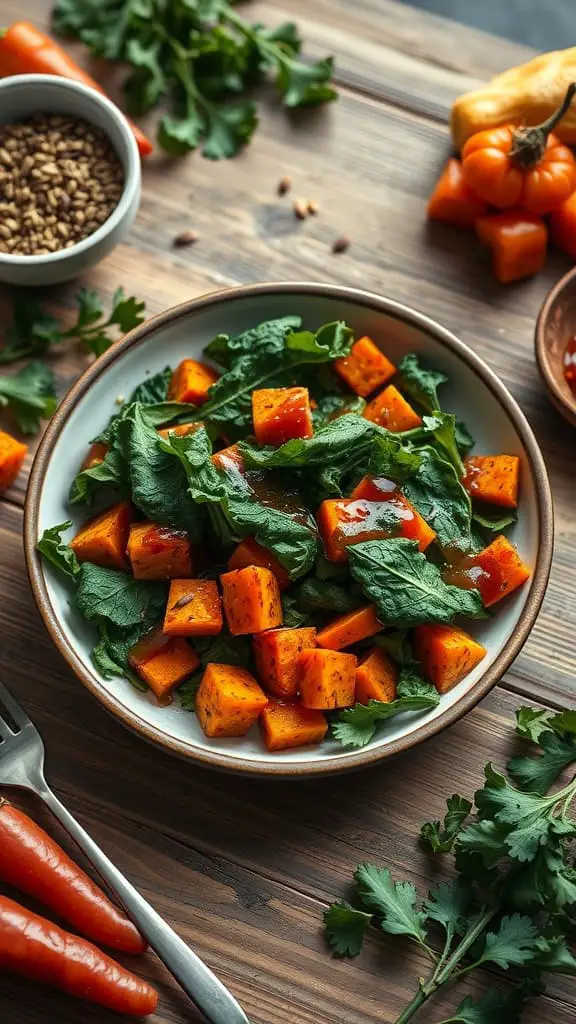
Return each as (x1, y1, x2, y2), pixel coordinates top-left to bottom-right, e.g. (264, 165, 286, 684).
(0, 74, 140, 266)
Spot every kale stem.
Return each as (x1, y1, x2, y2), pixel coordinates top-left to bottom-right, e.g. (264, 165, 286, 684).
(434, 906, 496, 986)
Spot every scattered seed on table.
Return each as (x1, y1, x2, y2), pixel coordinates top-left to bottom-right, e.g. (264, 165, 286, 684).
(307, 200, 319, 215)
(173, 229, 199, 247)
(0, 114, 124, 257)
(293, 199, 308, 220)
(277, 175, 292, 195)
(332, 235, 351, 254)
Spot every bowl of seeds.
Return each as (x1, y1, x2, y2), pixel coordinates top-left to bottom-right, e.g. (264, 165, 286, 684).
(0, 74, 141, 286)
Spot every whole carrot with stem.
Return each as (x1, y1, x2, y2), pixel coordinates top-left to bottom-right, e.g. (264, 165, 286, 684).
(0, 798, 146, 954)
(0, 21, 153, 157)
(0, 895, 158, 1016)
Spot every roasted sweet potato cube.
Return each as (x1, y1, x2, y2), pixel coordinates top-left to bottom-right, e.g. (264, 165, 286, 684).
(227, 537, 290, 591)
(253, 627, 317, 698)
(157, 422, 201, 440)
(168, 359, 219, 405)
(220, 565, 283, 635)
(463, 455, 520, 508)
(414, 624, 486, 694)
(195, 663, 268, 738)
(316, 605, 383, 651)
(80, 441, 109, 470)
(128, 630, 199, 700)
(355, 647, 398, 704)
(350, 477, 436, 551)
(0, 429, 27, 491)
(469, 534, 531, 607)
(127, 522, 192, 580)
(334, 336, 396, 397)
(476, 211, 547, 284)
(261, 701, 328, 751)
(163, 579, 223, 637)
(318, 496, 433, 563)
(363, 385, 422, 432)
(252, 387, 313, 446)
(298, 649, 357, 709)
(70, 501, 133, 570)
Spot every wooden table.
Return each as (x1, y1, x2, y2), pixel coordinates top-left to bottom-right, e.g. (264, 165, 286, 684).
(0, 2, 574, 1022)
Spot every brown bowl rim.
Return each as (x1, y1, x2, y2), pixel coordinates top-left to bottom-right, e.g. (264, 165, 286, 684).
(24, 281, 554, 777)
(535, 266, 576, 427)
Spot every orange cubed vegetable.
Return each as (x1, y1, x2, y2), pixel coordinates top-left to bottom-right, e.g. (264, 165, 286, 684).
(427, 158, 488, 229)
(414, 624, 486, 694)
(252, 387, 313, 447)
(0, 429, 27, 491)
(70, 501, 133, 570)
(227, 537, 290, 591)
(298, 648, 357, 709)
(350, 477, 436, 551)
(476, 211, 547, 284)
(163, 579, 222, 637)
(316, 605, 383, 651)
(195, 663, 268, 738)
(168, 360, 219, 405)
(80, 441, 108, 470)
(261, 701, 328, 751)
(363, 385, 422, 432)
(463, 455, 520, 508)
(128, 630, 199, 700)
(157, 422, 201, 440)
(253, 626, 317, 698)
(468, 534, 531, 607)
(127, 522, 192, 580)
(550, 192, 576, 258)
(220, 565, 283, 635)
(334, 336, 396, 397)
(355, 647, 398, 704)
(318, 496, 433, 562)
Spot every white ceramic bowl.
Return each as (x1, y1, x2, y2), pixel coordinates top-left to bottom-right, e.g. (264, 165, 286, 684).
(25, 283, 553, 776)
(0, 75, 140, 286)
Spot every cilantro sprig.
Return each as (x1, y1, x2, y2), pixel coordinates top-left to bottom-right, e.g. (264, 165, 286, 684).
(52, 0, 337, 158)
(324, 704, 576, 1023)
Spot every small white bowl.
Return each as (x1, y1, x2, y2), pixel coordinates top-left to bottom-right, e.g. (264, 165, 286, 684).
(0, 74, 141, 286)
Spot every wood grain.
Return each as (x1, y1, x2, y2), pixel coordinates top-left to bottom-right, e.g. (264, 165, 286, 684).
(0, 2, 574, 1022)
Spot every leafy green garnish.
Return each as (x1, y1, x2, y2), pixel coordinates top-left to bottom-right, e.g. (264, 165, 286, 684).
(397, 353, 447, 413)
(420, 795, 473, 854)
(311, 393, 366, 427)
(404, 446, 472, 551)
(332, 668, 440, 748)
(472, 508, 517, 534)
(323, 903, 372, 957)
(348, 538, 484, 626)
(0, 361, 57, 434)
(36, 522, 79, 580)
(508, 707, 576, 795)
(75, 563, 167, 628)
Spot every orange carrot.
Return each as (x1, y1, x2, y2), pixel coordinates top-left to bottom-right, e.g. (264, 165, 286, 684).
(463, 455, 520, 508)
(227, 537, 290, 591)
(168, 360, 219, 405)
(253, 627, 317, 698)
(0, 22, 153, 158)
(476, 210, 547, 283)
(163, 579, 222, 637)
(363, 385, 422, 431)
(128, 630, 199, 700)
(298, 648, 357, 710)
(0, 429, 27, 491)
(127, 522, 192, 580)
(195, 663, 268, 738)
(334, 336, 396, 397)
(220, 565, 283, 635)
(316, 605, 384, 651)
(70, 501, 132, 571)
(252, 387, 313, 446)
(427, 158, 488, 229)
(414, 624, 486, 693)
(260, 701, 328, 751)
(355, 647, 397, 704)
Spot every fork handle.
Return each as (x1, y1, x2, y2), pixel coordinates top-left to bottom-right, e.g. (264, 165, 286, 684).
(39, 785, 250, 1024)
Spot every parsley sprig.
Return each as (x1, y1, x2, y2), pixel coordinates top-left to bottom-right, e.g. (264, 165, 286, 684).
(324, 705, 576, 1023)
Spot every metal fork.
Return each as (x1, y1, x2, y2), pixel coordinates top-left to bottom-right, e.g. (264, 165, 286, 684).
(0, 679, 250, 1024)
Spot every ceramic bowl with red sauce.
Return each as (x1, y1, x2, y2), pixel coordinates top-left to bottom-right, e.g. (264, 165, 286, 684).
(536, 266, 576, 427)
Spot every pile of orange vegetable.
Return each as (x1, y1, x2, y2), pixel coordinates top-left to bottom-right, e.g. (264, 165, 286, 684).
(429, 82, 576, 281)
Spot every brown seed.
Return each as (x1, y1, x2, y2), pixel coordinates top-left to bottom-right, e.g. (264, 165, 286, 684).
(306, 199, 319, 215)
(293, 199, 308, 220)
(173, 229, 199, 247)
(277, 175, 292, 196)
(172, 594, 195, 610)
(332, 235, 351, 254)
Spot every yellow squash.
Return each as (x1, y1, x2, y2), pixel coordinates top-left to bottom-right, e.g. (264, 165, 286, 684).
(451, 48, 576, 149)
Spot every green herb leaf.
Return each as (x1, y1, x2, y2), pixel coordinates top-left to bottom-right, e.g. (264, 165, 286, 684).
(293, 578, 363, 617)
(75, 563, 167, 628)
(397, 353, 447, 413)
(424, 879, 472, 944)
(404, 446, 472, 551)
(477, 914, 540, 969)
(533, 935, 576, 974)
(0, 360, 57, 434)
(0, 294, 62, 363)
(323, 902, 372, 958)
(472, 508, 517, 534)
(441, 981, 540, 1024)
(421, 794, 473, 853)
(37, 522, 79, 580)
(354, 864, 428, 944)
(312, 393, 366, 427)
(455, 419, 475, 453)
(332, 670, 439, 748)
(348, 538, 483, 627)
(508, 730, 576, 795)
(69, 445, 128, 506)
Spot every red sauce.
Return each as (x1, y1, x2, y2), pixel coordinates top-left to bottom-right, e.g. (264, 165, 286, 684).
(564, 335, 576, 394)
(442, 551, 503, 606)
(142, 525, 186, 556)
(351, 475, 397, 501)
(335, 497, 414, 548)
